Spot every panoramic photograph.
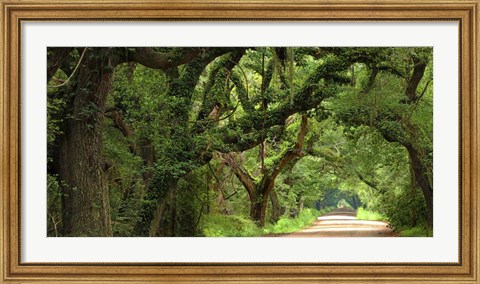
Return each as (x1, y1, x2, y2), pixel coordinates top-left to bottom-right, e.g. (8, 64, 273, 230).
(47, 47, 433, 237)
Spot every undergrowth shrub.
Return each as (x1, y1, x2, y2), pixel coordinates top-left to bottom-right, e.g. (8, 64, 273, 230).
(400, 226, 432, 237)
(356, 207, 385, 221)
(265, 208, 320, 234)
(201, 214, 262, 237)
(201, 208, 323, 236)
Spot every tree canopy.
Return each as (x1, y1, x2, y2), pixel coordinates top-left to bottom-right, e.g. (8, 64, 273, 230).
(47, 46, 433, 237)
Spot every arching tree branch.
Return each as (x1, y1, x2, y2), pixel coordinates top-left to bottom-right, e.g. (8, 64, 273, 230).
(132, 47, 203, 71)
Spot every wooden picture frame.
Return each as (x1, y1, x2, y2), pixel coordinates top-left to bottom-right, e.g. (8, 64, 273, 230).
(1, 0, 478, 283)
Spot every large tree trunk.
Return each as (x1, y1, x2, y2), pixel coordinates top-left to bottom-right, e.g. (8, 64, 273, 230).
(249, 180, 276, 227)
(380, 128, 433, 229)
(299, 196, 305, 212)
(269, 191, 281, 222)
(166, 188, 177, 237)
(250, 193, 270, 227)
(211, 163, 228, 214)
(148, 182, 177, 237)
(223, 115, 309, 227)
(59, 49, 113, 236)
(405, 145, 433, 228)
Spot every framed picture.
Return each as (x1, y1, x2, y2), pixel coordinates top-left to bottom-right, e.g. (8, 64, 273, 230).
(1, 0, 478, 283)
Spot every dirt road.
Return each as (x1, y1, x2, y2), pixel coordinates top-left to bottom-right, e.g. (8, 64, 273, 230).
(286, 208, 395, 237)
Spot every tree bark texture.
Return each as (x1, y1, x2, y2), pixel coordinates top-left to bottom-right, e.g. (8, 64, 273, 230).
(59, 48, 113, 236)
(405, 145, 433, 228)
(148, 183, 177, 237)
(269, 191, 281, 223)
(249, 190, 270, 227)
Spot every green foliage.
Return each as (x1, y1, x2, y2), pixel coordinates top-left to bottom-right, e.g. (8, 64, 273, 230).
(201, 208, 321, 237)
(175, 168, 210, 237)
(377, 187, 428, 231)
(400, 226, 432, 237)
(47, 174, 62, 237)
(337, 199, 353, 208)
(103, 123, 145, 236)
(47, 47, 433, 237)
(320, 121, 425, 231)
(47, 94, 67, 145)
(264, 208, 320, 234)
(201, 214, 263, 237)
(356, 207, 385, 221)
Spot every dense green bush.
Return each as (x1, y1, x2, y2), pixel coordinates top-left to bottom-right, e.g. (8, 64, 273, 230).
(378, 188, 428, 231)
(201, 208, 322, 237)
(201, 214, 263, 237)
(265, 208, 321, 234)
(47, 174, 62, 237)
(356, 207, 385, 221)
(400, 226, 432, 237)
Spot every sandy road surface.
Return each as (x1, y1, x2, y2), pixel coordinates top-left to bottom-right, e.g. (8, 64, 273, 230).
(286, 208, 395, 237)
